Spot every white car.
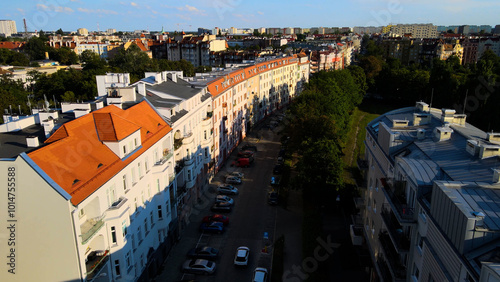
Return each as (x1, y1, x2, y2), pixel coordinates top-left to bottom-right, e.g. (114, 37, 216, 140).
(182, 259, 216, 275)
(226, 176, 242, 184)
(234, 246, 250, 266)
(215, 195, 234, 205)
(253, 267, 269, 282)
(217, 184, 239, 195)
(229, 171, 244, 178)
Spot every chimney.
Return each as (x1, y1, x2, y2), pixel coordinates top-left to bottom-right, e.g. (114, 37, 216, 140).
(137, 83, 146, 96)
(392, 119, 408, 128)
(26, 136, 39, 148)
(466, 140, 480, 156)
(487, 133, 500, 144)
(441, 108, 456, 123)
(417, 129, 426, 140)
(45, 52, 49, 60)
(171, 72, 177, 83)
(433, 126, 453, 141)
(413, 113, 431, 126)
(493, 169, 500, 184)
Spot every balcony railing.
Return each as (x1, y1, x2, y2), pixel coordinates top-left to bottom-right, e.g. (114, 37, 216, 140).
(86, 249, 110, 280)
(380, 178, 415, 223)
(155, 152, 173, 166)
(381, 204, 411, 252)
(81, 216, 105, 245)
(378, 232, 407, 281)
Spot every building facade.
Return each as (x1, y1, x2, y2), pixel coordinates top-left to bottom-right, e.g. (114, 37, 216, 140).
(0, 20, 17, 37)
(359, 102, 500, 282)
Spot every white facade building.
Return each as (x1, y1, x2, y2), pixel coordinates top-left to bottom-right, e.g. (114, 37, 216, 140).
(0, 20, 17, 37)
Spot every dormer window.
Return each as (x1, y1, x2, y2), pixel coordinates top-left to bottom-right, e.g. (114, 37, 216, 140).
(123, 146, 127, 154)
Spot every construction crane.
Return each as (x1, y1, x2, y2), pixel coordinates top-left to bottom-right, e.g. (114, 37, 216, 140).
(23, 18, 28, 39)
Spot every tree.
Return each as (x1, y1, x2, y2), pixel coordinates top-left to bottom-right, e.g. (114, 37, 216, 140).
(25, 36, 49, 61)
(109, 44, 157, 82)
(79, 50, 107, 71)
(61, 91, 76, 102)
(0, 48, 29, 66)
(56, 28, 64, 35)
(50, 47, 79, 65)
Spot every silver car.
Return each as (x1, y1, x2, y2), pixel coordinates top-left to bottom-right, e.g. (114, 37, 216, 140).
(217, 184, 239, 195)
(182, 259, 216, 275)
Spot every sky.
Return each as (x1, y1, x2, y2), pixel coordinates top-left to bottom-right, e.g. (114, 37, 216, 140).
(3, 0, 500, 32)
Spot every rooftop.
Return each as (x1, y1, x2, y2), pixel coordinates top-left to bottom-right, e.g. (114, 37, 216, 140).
(367, 103, 500, 184)
(27, 100, 172, 205)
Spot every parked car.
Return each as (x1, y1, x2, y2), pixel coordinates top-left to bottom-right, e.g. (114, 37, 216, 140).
(233, 157, 253, 167)
(202, 214, 229, 225)
(199, 222, 224, 234)
(182, 259, 216, 275)
(228, 171, 244, 178)
(253, 267, 269, 282)
(215, 195, 234, 205)
(234, 246, 250, 266)
(225, 176, 242, 184)
(241, 143, 257, 151)
(273, 164, 283, 174)
(217, 184, 239, 195)
(238, 151, 254, 158)
(270, 176, 281, 186)
(187, 246, 219, 260)
(211, 202, 232, 212)
(268, 191, 279, 205)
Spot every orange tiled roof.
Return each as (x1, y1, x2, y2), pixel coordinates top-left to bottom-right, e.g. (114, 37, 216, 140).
(28, 101, 172, 205)
(93, 112, 141, 141)
(0, 41, 24, 49)
(207, 55, 300, 97)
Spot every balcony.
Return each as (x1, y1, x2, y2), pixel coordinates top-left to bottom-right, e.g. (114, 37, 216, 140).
(182, 132, 194, 145)
(106, 197, 129, 218)
(380, 178, 416, 224)
(152, 151, 173, 174)
(381, 204, 411, 252)
(80, 215, 105, 245)
(350, 225, 364, 246)
(378, 232, 407, 281)
(174, 138, 183, 150)
(85, 249, 110, 280)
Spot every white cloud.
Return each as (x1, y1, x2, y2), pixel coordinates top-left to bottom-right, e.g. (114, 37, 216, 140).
(177, 4, 202, 13)
(257, 11, 264, 15)
(77, 8, 118, 15)
(36, 4, 74, 14)
(17, 8, 25, 15)
(131, 2, 138, 7)
(176, 14, 191, 20)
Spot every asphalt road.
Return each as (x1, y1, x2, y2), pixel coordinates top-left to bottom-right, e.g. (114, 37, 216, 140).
(154, 120, 283, 282)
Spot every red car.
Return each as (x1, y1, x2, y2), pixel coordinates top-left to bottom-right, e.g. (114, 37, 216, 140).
(202, 214, 229, 226)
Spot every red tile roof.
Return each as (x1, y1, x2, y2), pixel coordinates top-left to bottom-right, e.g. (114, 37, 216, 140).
(28, 101, 172, 205)
(0, 41, 24, 50)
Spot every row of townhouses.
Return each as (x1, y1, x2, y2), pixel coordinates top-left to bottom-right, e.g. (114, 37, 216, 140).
(0, 55, 309, 281)
(355, 102, 500, 281)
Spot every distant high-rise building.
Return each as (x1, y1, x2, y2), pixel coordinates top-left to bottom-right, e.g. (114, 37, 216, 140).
(0, 20, 17, 37)
(389, 24, 438, 38)
(106, 28, 116, 35)
(77, 28, 89, 36)
(494, 25, 500, 35)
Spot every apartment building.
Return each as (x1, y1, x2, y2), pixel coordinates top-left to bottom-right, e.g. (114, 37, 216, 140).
(462, 38, 479, 65)
(0, 55, 309, 282)
(389, 24, 438, 39)
(0, 101, 178, 282)
(151, 35, 226, 67)
(0, 20, 17, 37)
(359, 102, 500, 281)
(436, 40, 464, 63)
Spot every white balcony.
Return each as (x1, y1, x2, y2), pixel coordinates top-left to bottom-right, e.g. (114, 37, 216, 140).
(152, 152, 173, 174)
(106, 197, 129, 219)
(80, 215, 105, 245)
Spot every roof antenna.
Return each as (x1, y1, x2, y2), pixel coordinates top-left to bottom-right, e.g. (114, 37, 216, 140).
(429, 88, 434, 112)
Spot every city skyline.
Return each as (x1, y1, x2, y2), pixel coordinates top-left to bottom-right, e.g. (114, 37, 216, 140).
(3, 0, 499, 33)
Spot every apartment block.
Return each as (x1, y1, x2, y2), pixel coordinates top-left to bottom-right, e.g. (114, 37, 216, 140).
(0, 20, 17, 37)
(359, 102, 500, 282)
(0, 101, 178, 282)
(389, 24, 438, 39)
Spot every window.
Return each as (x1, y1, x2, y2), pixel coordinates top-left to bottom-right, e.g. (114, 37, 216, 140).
(166, 201, 170, 216)
(145, 157, 149, 171)
(157, 179, 160, 193)
(144, 218, 149, 234)
(131, 168, 136, 184)
(114, 259, 121, 276)
(123, 175, 128, 191)
(123, 145, 127, 154)
(137, 227, 142, 244)
(413, 264, 420, 280)
(79, 208, 85, 218)
(150, 211, 154, 228)
(157, 205, 163, 219)
(122, 220, 128, 237)
(141, 190, 145, 204)
(125, 251, 132, 272)
(111, 226, 117, 244)
(134, 138, 138, 147)
(134, 197, 138, 212)
(140, 254, 144, 268)
(138, 162, 142, 178)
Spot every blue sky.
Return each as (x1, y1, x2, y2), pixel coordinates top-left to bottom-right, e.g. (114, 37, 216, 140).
(4, 0, 500, 32)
